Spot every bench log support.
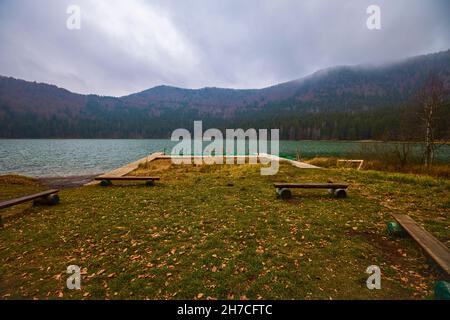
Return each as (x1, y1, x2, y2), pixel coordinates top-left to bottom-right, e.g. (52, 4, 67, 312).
(334, 189, 347, 198)
(33, 193, 60, 206)
(276, 188, 292, 199)
(100, 180, 113, 187)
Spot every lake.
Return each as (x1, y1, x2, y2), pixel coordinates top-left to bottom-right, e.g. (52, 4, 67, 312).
(0, 139, 448, 177)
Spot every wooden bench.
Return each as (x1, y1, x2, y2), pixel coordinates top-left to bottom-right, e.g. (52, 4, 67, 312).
(274, 183, 349, 199)
(392, 214, 450, 278)
(0, 189, 60, 226)
(94, 176, 160, 187)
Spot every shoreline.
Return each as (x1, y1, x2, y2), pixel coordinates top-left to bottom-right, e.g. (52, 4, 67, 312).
(38, 175, 97, 189)
(1, 138, 448, 144)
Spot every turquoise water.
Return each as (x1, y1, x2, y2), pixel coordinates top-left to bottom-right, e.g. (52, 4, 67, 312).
(0, 139, 448, 177)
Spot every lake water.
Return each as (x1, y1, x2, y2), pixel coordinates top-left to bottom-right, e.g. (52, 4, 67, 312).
(0, 139, 448, 177)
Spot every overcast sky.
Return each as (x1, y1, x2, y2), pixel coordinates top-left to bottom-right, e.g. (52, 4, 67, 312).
(0, 0, 449, 96)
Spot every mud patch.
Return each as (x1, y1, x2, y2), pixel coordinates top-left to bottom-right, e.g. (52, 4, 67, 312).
(38, 175, 96, 189)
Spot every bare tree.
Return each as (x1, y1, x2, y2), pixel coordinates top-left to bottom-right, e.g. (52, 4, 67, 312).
(391, 104, 419, 167)
(416, 74, 447, 167)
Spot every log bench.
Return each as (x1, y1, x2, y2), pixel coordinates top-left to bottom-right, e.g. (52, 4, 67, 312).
(94, 176, 160, 187)
(0, 189, 60, 226)
(391, 214, 450, 278)
(274, 183, 349, 199)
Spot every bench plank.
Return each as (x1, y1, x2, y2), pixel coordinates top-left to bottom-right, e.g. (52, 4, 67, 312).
(0, 189, 59, 210)
(392, 213, 450, 277)
(274, 183, 348, 189)
(94, 176, 160, 181)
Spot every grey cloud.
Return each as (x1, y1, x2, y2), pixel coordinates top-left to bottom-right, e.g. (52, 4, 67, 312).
(0, 0, 449, 96)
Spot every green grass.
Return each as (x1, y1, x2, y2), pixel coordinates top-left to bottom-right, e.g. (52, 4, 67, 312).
(0, 161, 449, 300)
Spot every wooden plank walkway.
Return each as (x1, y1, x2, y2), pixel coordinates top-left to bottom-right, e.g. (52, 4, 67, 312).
(85, 152, 163, 186)
(392, 213, 450, 277)
(157, 153, 320, 168)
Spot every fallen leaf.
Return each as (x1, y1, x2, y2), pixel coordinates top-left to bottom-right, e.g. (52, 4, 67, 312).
(97, 269, 106, 275)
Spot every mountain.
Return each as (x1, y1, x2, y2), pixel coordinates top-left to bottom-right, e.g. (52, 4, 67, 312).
(1, 50, 449, 139)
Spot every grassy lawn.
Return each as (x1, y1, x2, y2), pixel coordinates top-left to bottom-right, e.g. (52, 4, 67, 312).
(0, 160, 449, 300)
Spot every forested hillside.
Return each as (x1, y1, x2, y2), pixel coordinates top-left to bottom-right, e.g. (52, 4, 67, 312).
(1, 50, 449, 139)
